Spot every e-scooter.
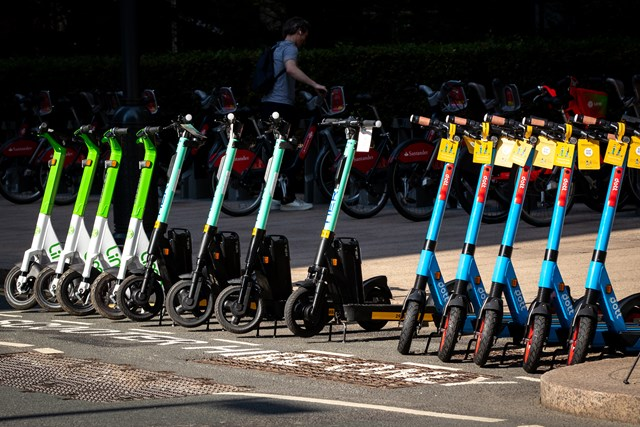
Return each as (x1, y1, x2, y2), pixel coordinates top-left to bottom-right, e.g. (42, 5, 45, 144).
(283, 117, 394, 339)
(213, 112, 295, 334)
(89, 124, 161, 320)
(567, 114, 640, 366)
(166, 113, 243, 328)
(116, 115, 202, 322)
(33, 125, 101, 311)
(54, 127, 127, 315)
(4, 123, 67, 310)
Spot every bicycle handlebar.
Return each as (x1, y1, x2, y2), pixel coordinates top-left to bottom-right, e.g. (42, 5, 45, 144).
(74, 124, 95, 135)
(321, 117, 381, 128)
(409, 115, 441, 128)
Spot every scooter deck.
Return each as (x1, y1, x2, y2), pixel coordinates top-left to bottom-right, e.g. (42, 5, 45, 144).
(343, 303, 433, 324)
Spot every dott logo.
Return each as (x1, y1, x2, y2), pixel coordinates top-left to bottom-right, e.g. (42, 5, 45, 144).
(476, 166, 492, 203)
(558, 169, 571, 207)
(439, 165, 453, 200)
(608, 167, 623, 207)
(514, 166, 530, 204)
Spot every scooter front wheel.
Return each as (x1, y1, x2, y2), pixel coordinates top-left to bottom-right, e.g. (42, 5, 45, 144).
(397, 300, 421, 354)
(55, 268, 96, 316)
(284, 285, 328, 337)
(166, 279, 216, 328)
(438, 306, 465, 362)
(567, 316, 596, 366)
(34, 265, 62, 312)
(473, 309, 500, 367)
(522, 314, 551, 373)
(214, 284, 264, 334)
(4, 264, 38, 310)
(90, 271, 125, 320)
(117, 274, 165, 322)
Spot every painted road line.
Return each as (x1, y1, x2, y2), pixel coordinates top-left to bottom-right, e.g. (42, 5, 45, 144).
(0, 341, 33, 348)
(35, 348, 64, 354)
(221, 392, 505, 423)
(55, 320, 93, 325)
(403, 362, 461, 371)
(516, 376, 541, 382)
(0, 313, 23, 318)
(305, 350, 353, 357)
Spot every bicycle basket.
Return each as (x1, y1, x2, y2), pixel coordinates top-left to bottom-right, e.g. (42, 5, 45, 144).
(329, 86, 346, 114)
(216, 87, 237, 114)
(440, 82, 468, 113)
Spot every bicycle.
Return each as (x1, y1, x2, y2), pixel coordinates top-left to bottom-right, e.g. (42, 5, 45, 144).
(209, 86, 346, 217)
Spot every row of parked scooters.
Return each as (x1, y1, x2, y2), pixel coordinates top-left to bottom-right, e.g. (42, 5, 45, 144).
(3, 110, 640, 374)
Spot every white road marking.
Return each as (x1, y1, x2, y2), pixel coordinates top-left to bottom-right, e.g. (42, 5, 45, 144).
(219, 350, 280, 357)
(443, 377, 518, 386)
(0, 341, 33, 348)
(129, 328, 173, 334)
(305, 350, 353, 357)
(211, 338, 261, 346)
(221, 392, 505, 422)
(0, 313, 23, 318)
(35, 348, 64, 354)
(55, 320, 93, 325)
(516, 376, 541, 382)
(403, 362, 461, 371)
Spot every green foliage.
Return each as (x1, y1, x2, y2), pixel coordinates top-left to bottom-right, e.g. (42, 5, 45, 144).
(2, 37, 640, 125)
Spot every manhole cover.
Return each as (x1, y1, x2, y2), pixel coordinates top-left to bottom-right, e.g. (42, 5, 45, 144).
(0, 352, 250, 402)
(198, 351, 500, 388)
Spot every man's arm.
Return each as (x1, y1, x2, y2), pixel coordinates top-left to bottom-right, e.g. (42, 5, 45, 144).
(284, 59, 327, 94)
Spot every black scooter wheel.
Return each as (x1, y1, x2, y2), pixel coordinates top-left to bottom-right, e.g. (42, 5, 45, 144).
(437, 306, 465, 362)
(55, 268, 96, 316)
(473, 309, 500, 367)
(567, 316, 596, 366)
(522, 314, 551, 373)
(284, 285, 327, 338)
(166, 279, 215, 328)
(397, 300, 421, 354)
(117, 274, 164, 322)
(357, 285, 391, 331)
(90, 271, 125, 320)
(34, 265, 62, 312)
(4, 264, 38, 310)
(214, 284, 264, 334)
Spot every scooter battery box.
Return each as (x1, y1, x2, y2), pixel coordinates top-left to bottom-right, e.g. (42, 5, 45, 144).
(168, 227, 193, 275)
(212, 231, 241, 282)
(333, 237, 364, 302)
(261, 234, 293, 300)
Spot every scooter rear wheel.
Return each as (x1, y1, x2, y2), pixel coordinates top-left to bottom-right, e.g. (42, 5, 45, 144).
(438, 306, 465, 362)
(357, 285, 391, 331)
(214, 283, 264, 334)
(117, 274, 165, 322)
(284, 285, 327, 337)
(4, 264, 38, 310)
(522, 314, 551, 373)
(34, 265, 62, 312)
(166, 279, 215, 328)
(90, 271, 125, 320)
(473, 309, 500, 367)
(397, 300, 421, 354)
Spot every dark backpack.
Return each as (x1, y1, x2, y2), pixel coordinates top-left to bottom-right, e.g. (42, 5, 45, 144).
(251, 44, 286, 95)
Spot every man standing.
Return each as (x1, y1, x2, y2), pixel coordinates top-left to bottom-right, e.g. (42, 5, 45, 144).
(261, 16, 327, 211)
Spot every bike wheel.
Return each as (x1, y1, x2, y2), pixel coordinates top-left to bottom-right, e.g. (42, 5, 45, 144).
(215, 166, 264, 217)
(578, 165, 630, 212)
(116, 273, 165, 322)
(341, 169, 389, 219)
(388, 158, 440, 222)
(34, 265, 62, 311)
(166, 278, 216, 328)
(437, 306, 465, 362)
(3, 264, 38, 310)
(284, 284, 328, 337)
(453, 165, 512, 224)
(522, 314, 551, 373)
(473, 309, 500, 367)
(567, 315, 596, 366)
(52, 162, 83, 206)
(90, 271, 125, 320)
(357, 285, 391, 331)
(214, 283, 265, 334)
(626, 167, 640, 203)
(0, 156, 42, 204)
(397, 300, 421, 354)
(518, 166, 575, 227)
(314, 145, 338, 201)
(55, 268, 96, 316)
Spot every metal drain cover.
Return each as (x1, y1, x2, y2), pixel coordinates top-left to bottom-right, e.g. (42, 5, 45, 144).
(198, 351, 500, 388)
(0, 352, 250, 402)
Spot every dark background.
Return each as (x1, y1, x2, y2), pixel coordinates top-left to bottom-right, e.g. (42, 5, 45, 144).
(2, 0, 639, 57)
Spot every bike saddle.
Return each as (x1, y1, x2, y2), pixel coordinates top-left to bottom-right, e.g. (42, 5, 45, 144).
(467, 82, 497, 111)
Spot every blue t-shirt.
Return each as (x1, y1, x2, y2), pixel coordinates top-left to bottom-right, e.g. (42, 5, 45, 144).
(261, 40, 298, 105)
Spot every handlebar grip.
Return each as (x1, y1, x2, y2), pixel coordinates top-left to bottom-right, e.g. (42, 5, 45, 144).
(484, 114, 507, 126)
(523, 117, 548, 127)
(445, 115, 467, 125)
(362, 120, 382, 128)
(410, 115, 431, 127)
(111, 127, 129, 136)
(76, 125, 94, 134)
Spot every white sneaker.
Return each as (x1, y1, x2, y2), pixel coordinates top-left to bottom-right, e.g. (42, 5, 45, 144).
(270, 199, 281, 211)
(280, 198, 313, 211)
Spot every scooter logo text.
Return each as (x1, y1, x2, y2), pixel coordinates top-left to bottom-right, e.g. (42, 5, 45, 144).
(558, 169, 571, 207)
(438, 165, 453, 200)
(514, 166, 530, 204)
(476, 166, 491, 203)
(608, 167, 623, 207)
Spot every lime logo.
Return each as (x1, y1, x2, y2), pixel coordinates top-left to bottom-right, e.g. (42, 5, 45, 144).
(49, 242, 62, 260)
(127, 229, 135, 240)
(93, 259, 104, 272)
(106, 246, 121, 267)
(34, 226, 41, 236)
(91, 228, 99, 238)
(67, 226, 75, 235)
